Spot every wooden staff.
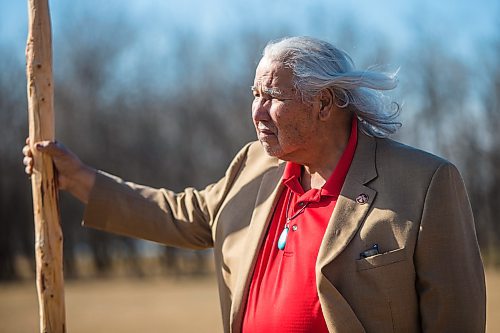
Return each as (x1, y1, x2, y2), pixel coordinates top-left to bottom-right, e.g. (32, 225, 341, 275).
(26, 0, 66, 332)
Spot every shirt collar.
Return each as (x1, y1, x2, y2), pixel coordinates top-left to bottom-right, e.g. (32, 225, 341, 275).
(282, 162, 304, 195)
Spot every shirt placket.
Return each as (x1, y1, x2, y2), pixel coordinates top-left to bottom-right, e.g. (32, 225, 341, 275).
(284, 191, 316, 255)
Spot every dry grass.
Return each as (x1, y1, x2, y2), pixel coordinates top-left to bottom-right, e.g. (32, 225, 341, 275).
(1, 270, 499, 332)
(0, 276, 222, 333)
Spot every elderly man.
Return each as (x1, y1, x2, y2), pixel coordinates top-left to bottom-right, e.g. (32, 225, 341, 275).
(24, 36, 485, 332)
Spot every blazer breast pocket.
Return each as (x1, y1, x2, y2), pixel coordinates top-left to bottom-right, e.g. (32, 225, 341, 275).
(356, 247, 407, 271)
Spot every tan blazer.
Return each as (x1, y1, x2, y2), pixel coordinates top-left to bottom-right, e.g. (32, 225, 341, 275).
(83, 130, 486, 333)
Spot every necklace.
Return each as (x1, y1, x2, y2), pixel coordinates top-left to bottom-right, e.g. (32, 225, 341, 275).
(277, 193, 309, 250)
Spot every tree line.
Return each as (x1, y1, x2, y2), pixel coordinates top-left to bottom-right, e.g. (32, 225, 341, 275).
(0, 16, 498, 280)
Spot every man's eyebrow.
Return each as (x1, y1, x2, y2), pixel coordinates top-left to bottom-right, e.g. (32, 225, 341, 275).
(263, 87, 284, 96)
(251, 85, 284, 96)
(251, 85, 295, 100)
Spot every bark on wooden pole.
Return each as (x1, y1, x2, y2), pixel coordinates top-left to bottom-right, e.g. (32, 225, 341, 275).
(26, 0, 66, 332)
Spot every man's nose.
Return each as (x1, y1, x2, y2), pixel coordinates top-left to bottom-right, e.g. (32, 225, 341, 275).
(252, 99, 271, 122)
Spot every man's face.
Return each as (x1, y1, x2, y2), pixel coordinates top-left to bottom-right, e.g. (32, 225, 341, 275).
(252, 58, 318, 160)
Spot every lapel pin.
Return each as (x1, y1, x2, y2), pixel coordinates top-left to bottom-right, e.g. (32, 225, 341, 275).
(356, 193, 369, 204)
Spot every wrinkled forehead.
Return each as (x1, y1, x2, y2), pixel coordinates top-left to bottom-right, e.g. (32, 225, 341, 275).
(253, 57, 294, 89)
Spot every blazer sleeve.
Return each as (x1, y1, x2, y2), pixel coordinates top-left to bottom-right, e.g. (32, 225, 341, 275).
(414, 162, 486, 332)
(82, 143, 251, 249)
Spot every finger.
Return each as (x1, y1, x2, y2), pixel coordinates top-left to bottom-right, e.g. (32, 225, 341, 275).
(26, 137, 30, 145)
(23, 156, 32, 166)
(34, 140, 52, 150)
(35, 141, 65, 157)
(22, 145, 33, 157)
(25, 165, 32, 175)
(24, 156, 33, 167)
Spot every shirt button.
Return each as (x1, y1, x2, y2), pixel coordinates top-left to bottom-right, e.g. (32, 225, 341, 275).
(292, 225, 298, 231)
(298, 202, 305, 207)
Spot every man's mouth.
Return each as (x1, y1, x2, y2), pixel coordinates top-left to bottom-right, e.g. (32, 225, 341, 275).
(257, 124, 275, 135)
(259, 129, 274, 135)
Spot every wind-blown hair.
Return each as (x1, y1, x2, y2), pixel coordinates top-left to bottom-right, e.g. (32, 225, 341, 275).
(262, 36, 401, 137)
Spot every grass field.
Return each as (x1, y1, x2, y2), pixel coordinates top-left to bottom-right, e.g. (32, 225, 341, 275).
(1, 270, 499, 332)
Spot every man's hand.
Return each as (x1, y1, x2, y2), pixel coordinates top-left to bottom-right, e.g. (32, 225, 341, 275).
(23, 138, 97, 204)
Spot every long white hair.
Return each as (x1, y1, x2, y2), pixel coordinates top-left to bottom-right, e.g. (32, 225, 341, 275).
(262, 36, 401, 138)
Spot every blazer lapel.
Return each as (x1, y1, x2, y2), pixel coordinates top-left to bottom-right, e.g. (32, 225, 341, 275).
(318, 130, 378, 267)
(229, 161, 286, 332)
(316, 131, 378, 332)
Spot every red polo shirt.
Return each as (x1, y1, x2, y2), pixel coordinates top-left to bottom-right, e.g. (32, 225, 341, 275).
(242, 119, 358, 332)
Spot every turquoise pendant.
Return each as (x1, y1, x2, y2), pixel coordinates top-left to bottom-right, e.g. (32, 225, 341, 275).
(277, 227, 289, 250)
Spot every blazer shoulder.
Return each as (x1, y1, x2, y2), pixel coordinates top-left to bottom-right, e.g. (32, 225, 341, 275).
(375, 137, 451, 172)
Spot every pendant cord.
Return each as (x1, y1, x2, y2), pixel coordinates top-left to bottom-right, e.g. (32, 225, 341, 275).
(278, 192, 309, 251)
(285, 192, 309, 223)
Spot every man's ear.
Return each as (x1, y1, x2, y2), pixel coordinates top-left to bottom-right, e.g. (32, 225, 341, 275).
(318, 88, 335, 120)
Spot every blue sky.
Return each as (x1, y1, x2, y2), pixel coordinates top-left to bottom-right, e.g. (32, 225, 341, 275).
(2, 0, 498, 61)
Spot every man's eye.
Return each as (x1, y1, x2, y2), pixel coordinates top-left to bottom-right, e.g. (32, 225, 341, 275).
(271, 95, 285, 102)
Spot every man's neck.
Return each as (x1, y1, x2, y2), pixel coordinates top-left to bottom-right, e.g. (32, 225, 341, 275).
(300, 122, 352, 191)
(301, 154, 342, 191)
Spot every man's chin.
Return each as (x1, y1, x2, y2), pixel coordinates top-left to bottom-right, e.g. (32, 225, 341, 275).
(259, 140, 283, 158)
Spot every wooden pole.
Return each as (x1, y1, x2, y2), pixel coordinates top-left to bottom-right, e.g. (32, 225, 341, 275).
(26, 0, 66, 332)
